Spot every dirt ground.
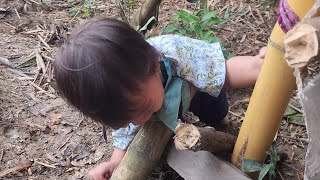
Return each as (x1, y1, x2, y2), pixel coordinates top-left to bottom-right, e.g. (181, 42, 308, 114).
(0, 0, 311, 179)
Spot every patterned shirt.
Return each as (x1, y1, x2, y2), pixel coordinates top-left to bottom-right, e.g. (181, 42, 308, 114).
(112, 35, 226, 150)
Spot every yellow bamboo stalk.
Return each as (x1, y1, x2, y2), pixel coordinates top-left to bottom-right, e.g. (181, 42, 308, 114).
(231, 0, 316, 167)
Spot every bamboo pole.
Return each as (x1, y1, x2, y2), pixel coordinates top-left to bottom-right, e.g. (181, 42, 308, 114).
(231, 0, 316, 168)
(110, 121, 173, 180)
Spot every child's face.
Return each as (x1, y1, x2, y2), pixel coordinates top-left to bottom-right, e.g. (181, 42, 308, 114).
(130, 64, 164, 126)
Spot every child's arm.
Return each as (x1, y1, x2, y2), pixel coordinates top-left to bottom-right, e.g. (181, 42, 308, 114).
(224, 48, 266, 89)
(88, 148, 126, 180)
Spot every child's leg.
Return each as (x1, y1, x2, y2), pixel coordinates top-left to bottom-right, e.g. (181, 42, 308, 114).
(189, 89, 229, 127)
(224, 47, 266, 89)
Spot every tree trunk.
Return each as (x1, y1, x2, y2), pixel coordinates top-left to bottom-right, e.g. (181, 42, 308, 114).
(132, 0, 162, 30)
(174, 123, 236, 153)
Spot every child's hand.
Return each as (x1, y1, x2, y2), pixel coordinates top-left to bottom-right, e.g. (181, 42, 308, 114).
(88, 148, 126, 180)
(88, 160, 120, 180)
(259, 46, 267, 59)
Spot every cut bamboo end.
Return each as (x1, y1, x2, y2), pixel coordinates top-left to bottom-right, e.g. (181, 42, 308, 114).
(174, 123, 236, 153)
(285, 17, 320, 69)
(174, 123, 201, 150)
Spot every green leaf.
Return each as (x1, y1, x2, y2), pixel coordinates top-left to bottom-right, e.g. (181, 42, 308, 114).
(102, 0, 107, 3)
(69, 6, 79, 16)
(163, 25, 180, 33)
(203, 30, 213, 39)
(242, 159, 263, 172)
(83, 8, 90, 17)
(176, 11, 199, 24)
(194, 25, 203, 39)
(284, 106, 305, 126)
(178, 29, 187, 36)
(224, 7, 232, 19)
(171, 15, 179, 21)
(207, 18, 223, 25)
(202, 10, 219, 22)
(206, 36, 220, 43)
(258, 164, 274, 180)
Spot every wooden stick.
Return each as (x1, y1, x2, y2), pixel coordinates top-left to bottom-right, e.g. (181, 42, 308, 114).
(174, 123, 236, 153)
(0, 161, 33, 177)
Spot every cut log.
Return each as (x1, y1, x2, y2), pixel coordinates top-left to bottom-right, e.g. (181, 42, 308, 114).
(174, 123, 236, 153)
(110, 121, 173, 180)
(284, 16, 320, 69)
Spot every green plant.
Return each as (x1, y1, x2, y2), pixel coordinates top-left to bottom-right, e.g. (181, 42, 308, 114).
(69, 0, 105, 18)
(163, 8, 222, 43)
(163, 8, 233, 59)
(242, 143, 280, 180)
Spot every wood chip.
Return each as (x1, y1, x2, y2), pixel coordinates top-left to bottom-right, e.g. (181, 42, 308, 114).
(0, 161, 33, 177)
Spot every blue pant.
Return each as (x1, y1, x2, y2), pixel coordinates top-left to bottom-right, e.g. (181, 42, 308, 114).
(189, 89, 228, 126)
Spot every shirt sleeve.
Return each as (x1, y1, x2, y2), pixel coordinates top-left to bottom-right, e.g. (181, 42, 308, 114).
(147, 35, 226, 97)
(111, 123, 141, 150)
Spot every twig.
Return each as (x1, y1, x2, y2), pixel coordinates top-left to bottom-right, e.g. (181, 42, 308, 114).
(0, 161, 33, 177)
(14, 8, 21, 19)
(42, 55, 54, 61)
(35, 52, 46, 73)
(58, 134, 73, 151)
(283, 162, 300, 172)
(277, 169, 284, 180)
(3, 22, 16, 29)
(22, 29, 45, 34)
(228, 110, 243, 118)
(288, 103, 303, 114)
(34, 160, 56, 169)
(278, 134, 308, 143)
(37, 35, 51, 49)
(28, 81, 46, 92)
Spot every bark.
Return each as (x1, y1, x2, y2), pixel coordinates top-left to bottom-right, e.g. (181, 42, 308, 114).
(132, 0, 162, 30)
(174, 123, 236, 153)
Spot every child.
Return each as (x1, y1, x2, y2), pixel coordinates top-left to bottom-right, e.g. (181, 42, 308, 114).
(54, 17, 266, 180)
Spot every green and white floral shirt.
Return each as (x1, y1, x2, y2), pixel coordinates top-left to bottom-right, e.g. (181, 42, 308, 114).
(112, 35, 226, 150)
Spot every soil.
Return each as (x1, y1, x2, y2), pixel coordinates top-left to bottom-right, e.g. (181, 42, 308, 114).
(0, 0, 311, 179)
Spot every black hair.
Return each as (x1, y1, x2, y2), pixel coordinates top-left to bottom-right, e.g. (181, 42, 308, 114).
(54, 17, 159, 129)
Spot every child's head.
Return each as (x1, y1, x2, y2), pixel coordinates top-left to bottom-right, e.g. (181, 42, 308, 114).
(54, 17, 164, 129)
